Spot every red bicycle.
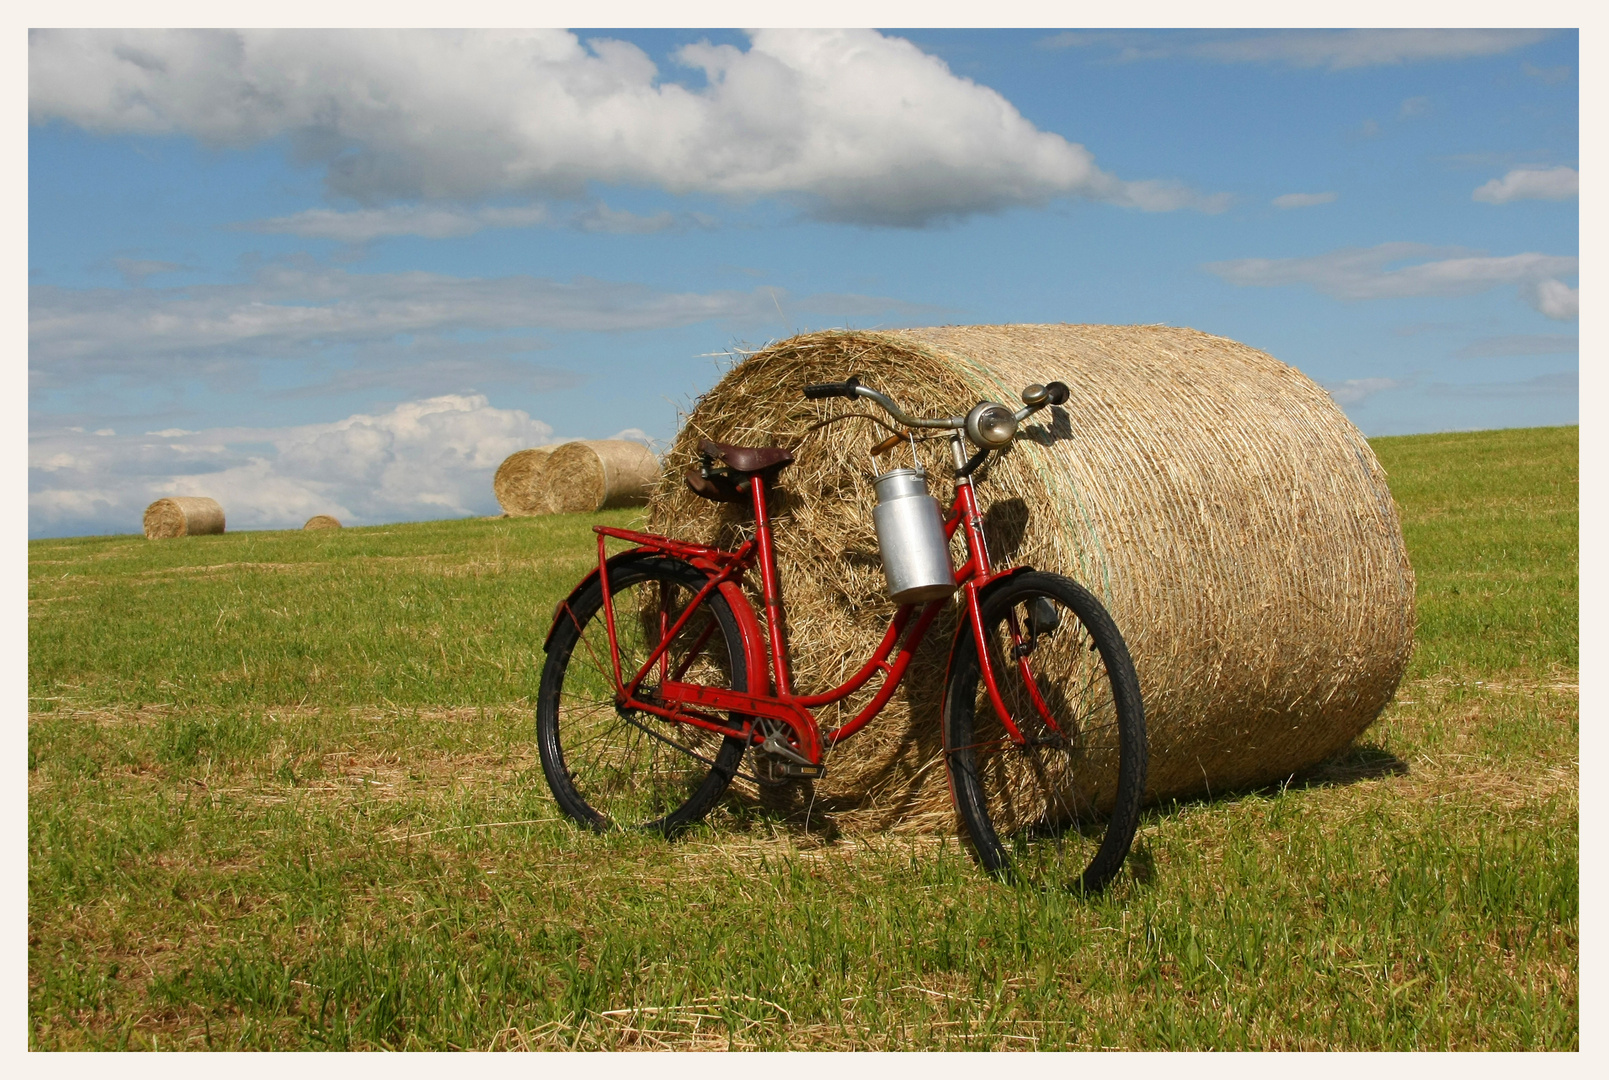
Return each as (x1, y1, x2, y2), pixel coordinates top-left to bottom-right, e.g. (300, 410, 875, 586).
(537, 376, 1148, 890)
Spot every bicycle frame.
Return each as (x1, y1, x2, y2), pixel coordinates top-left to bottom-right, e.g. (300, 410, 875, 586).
(562, 467, 1065, 771)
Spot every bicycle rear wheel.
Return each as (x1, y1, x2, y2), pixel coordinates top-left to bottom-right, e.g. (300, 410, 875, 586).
(943, 572, 1147, 891)
(537, 554, 748, 835)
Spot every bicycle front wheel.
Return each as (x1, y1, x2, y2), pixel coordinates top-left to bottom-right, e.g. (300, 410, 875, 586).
(537, 554, 748, 835)
(943, 572, 1147, 891)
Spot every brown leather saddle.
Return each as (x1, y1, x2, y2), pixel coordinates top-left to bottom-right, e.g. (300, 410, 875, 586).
(684, 439, 794, 503)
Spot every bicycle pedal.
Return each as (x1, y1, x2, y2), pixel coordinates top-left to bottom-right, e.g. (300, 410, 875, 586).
(780, 763, 825, 779)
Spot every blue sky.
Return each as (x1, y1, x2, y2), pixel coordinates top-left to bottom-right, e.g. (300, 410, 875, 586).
(27, 28, 1578, 538)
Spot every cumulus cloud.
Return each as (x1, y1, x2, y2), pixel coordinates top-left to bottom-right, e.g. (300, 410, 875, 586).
(1040, 29, 1549, 70)
(29, 394, 559, 536)
(1271, 192, 1336, 210)
(28, 28, 1225, 227)
(1205, 242, 1578, 318)
(1322, 377, 1402, 405)
(1472, 166, 1578, 203)
(29, 261, 923, 390)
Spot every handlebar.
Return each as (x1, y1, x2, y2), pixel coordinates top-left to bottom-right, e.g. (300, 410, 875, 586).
(802, 377, 862, 400)
(803, 375, 1069, 431)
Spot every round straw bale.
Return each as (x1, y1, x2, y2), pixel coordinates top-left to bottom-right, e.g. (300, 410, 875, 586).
(493, 446, 557, 516)
(543, 439, 661, 513)
(648, 325, 1415, 832)
(303, 515, 342, 530)
(143, 496, 225, 539)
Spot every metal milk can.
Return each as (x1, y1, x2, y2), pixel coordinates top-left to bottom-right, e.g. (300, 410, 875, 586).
(871, 467, 956, 604)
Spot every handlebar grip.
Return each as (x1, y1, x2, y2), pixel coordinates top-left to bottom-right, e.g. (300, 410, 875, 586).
(803, 376, 862, 400)
(1044, 381, 1070, 406)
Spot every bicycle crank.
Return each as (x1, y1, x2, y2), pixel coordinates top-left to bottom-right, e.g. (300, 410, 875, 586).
(754, 725, 826, 780)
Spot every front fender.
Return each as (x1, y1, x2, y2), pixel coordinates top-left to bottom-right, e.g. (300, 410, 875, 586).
(941, 565, 1036, 706)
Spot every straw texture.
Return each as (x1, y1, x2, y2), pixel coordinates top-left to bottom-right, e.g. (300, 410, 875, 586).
(143, 497, 226, 539)
(303, 515, 342, 530)
(647, 325, 1416, 832)
(492, 447, 556, 516)
(544, 440, 659, 513)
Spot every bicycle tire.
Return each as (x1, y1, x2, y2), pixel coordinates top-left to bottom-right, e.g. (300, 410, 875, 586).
(943, 571, 1147, 891)
(538, 554, 748, 835)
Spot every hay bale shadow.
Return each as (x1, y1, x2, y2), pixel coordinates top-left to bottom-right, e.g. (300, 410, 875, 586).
(1142, 740, 1409, 824)
(1289, 742, 1410, 788)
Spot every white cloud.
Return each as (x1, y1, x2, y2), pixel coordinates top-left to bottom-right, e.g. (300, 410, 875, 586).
(29, 261, 925, 389)
(28, 28, 1225, 227)
(1454, 335, 1578, 358)
(1472, 166, 1578, 204)
(574, 203, 680, 234)
(30, 394, 563, 535)
(1438, 371, 1576, 399)
(1525, 279, 1578, 321)
(242, 200, 700, 241)
(1039, 29, 1549, 70)
(1271, 192, 1336, 210)
(1323, 378, 1402, 405)
(112, 258, 183, 285)
(245, 204, 550, 242)
(1522, 62, 1572, 85)
(1185, 30, 1550, 70)
(1205, 242, 1578, 318)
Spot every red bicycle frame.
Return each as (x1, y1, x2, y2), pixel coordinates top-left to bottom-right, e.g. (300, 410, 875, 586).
(567, 469, 1063, 770)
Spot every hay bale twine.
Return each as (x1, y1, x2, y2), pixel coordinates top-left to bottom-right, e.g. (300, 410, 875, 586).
(493, 446, 556, 516)
(648, 325, 1415, 831)
(143, 496, 225, 539)
(543, 440, 660, 513)
(303, 515, 342, 530)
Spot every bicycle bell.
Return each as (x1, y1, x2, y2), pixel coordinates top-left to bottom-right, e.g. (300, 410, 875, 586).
(965, 401, 1018, 449)
(870, 467, 956, 605)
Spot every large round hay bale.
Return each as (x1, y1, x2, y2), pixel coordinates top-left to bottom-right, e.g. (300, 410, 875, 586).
(543, 440, 660, 513)
(493, 446, 556, 516)
(648, 325, 1416, 831)
(143, 496, 225, 539)
(303, 515, 342, 530)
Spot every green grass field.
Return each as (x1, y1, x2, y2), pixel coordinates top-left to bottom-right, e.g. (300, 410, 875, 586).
(28, 425, 1577, 1050)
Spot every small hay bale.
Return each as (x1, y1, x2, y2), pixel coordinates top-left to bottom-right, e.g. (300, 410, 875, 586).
(143, 496, 225, 539)
(493, 446, 557, 516)
(543, 440, 660, 513)
(303, 515, 342, 530)
(648, 325, 1416, 832)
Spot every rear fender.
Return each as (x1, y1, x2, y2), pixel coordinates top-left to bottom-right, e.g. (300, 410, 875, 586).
(543, 550, 768, 698)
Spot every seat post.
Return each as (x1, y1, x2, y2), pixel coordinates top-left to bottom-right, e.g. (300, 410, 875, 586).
(747, 473, 792, 697)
